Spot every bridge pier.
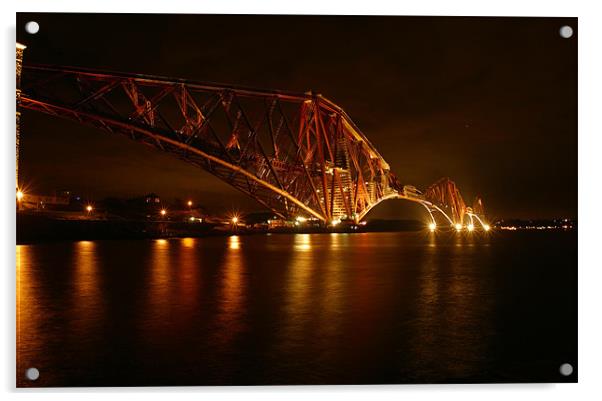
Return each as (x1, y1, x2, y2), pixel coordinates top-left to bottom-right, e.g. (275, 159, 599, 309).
(16, 43, 26, 209)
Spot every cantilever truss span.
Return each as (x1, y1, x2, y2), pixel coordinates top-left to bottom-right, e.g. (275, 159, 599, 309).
(19, 64, 486, 227)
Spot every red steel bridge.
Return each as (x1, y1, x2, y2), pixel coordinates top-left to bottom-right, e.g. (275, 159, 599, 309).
(18, 63, 489, 231)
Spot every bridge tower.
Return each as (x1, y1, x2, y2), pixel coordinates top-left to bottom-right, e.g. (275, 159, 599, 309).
(331, 129, 353, 220)
(16, 43, 26, 192)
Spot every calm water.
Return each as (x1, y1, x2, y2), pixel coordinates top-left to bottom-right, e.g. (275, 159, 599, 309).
(16, 231, 577, 386)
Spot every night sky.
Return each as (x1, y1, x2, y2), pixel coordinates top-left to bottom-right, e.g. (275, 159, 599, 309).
(16, 14, 577, 220)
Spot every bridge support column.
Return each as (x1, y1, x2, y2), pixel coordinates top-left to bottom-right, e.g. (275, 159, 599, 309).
(16, 43, 26, 209)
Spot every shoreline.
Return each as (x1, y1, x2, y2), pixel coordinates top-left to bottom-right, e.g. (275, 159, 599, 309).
(16, 212, 425, 244)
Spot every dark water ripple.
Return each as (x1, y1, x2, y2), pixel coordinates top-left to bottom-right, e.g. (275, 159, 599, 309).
(16, 231, 577, 386)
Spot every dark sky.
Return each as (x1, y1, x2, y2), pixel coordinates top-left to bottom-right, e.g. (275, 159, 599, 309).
(16, 14, 577, 220)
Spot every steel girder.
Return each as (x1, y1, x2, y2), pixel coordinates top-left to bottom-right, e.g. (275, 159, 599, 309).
(20, 64, 484, 225)
(20, 64, 402, 223)
(422, 178, 486, 225)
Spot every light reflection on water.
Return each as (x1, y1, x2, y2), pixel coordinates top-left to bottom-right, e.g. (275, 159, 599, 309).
(71, 240, 103, 339)
(213, 235, 246, 349)
(146, 238, 171, 335)
(16, 231, 576, 386)
(228, 235, 240, 250)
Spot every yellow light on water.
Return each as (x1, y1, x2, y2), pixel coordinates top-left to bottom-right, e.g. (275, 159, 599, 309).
(294, 233, 312, 251)
(182, 237, 195, 248)
(229, 235, 240, 250)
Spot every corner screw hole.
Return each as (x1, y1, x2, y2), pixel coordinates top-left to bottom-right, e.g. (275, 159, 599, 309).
(559, 25, 573, 39)
(25, 367, 39, 381)
(25, 21, 40, 35)
(559, 363, 573, 376)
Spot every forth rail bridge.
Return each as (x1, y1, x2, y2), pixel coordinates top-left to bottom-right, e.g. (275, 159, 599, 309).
(16, 44, 489, 232)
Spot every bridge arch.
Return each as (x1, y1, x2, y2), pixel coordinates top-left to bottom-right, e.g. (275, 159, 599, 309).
(356, 194, 437, 226)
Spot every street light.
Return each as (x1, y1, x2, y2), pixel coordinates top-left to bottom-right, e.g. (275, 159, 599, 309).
(160, 209, 167, 217)
(86, 205, 93, 213)
(230, 215, 240, 232)
(455, 223, 463, 232)
(428, 222, 436, 232)
(187, 200, 192, 208)
(16, 190, 24, 201)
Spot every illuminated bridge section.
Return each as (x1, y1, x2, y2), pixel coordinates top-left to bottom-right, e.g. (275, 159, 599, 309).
(20, 64, 487, 229)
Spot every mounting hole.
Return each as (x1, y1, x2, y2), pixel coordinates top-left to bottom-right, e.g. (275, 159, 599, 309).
(25, 21, 40, 35)
(559, 25, 573, 39)
(25, 367, 39, 381)
(559, 363, 573, 376)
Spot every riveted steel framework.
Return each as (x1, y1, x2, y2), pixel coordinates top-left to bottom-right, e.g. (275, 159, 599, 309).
(16, 43, 26, 190)
(19, 64, 486, 226)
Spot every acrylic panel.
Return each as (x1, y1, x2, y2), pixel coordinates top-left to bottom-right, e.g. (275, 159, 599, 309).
(16, 13, 577, 387)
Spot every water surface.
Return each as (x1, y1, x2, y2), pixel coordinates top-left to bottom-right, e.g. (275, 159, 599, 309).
(16, 231, 577, 386)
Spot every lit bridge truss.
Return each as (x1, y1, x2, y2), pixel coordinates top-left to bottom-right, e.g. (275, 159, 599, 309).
(19, 64, 488, 229)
